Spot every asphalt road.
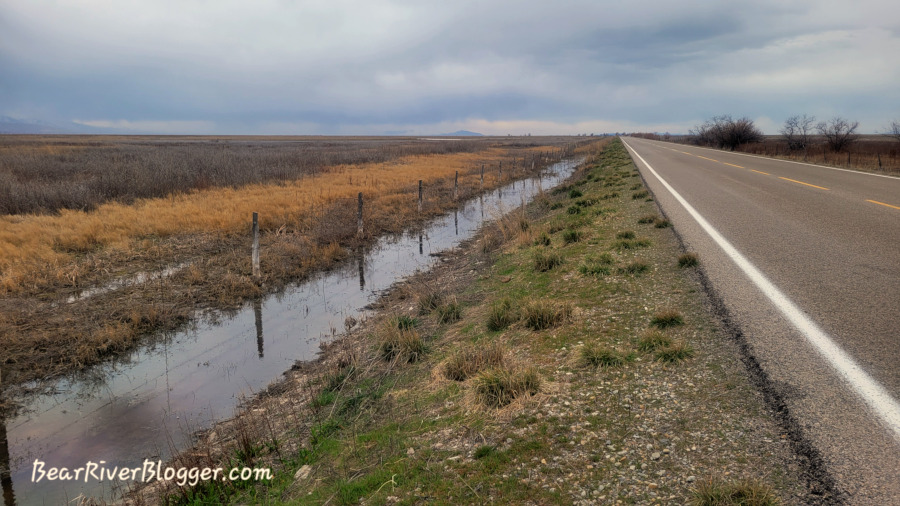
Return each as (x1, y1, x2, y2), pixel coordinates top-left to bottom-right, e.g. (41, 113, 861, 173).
(620, 137, 900, 504)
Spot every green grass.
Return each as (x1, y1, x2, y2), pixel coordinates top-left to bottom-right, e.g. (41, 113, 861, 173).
(534, 232, 552, 246)
(616, 230, 635, 239)
(562, 229, 582, 244)
(620, 259, 649, 275)
(636, 330, 672, 352)
(436, 298, 462, 324)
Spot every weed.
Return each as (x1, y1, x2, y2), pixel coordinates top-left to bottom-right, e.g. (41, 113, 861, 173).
(522, 300, 571, 330)
(638, 214, 658, 224)
(549, 202, 563, 210)
(679, 253, 700, 268)
(562, 229, 582, 244)
(436, 298, 462, 324)
(444, 344, 505, 381)
(580, 344, 624, 369)
(656, 342, 695, 363)
(474, 445, 498, 459)
(575, 198, 596, 207)
(487, 298, 518, 331)
(566, 205, 581, 215)
(690, 477, 780, 506)
(632, 190, 649, 199)
(579, 253, 614, 277)
(601, 191, 620, 200)
(473, 367, 541, 407)
(616, 230, 635, 239)
(651, 310, 684, 328)
(533, 249, 563, 272)
(569, 189, 583, 198)
(636, 330, 672, 352)
(654, 218, 671, 228)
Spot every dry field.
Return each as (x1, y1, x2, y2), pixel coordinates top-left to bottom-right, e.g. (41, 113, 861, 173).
(0, 135, 601, 405)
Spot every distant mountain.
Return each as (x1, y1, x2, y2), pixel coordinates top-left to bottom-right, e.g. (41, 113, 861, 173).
(438, 130, 484, 137)
(0, 116, 107, 134)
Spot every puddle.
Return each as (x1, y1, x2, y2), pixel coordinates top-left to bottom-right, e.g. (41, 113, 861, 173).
(65, 263, 190, 304)
(1, 159, 581, 505)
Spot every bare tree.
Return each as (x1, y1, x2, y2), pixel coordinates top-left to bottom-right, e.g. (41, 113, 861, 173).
(781, 114, 816, 150)
(890, 120, 900, 143)
(816, 117, 859, 152)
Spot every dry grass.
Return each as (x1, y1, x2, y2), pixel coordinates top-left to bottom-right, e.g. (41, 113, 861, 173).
(443, 344, 505, 382)
(522, 299, 571, 330)
(472, 366, 541, 408)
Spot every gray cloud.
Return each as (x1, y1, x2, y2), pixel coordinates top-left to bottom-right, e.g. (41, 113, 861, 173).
(2, 0, 898, 134)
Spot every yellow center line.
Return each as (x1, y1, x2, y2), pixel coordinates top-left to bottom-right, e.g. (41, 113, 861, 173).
(779, 177, 829, 190)
(723, 162, 745, 168)
(867, 199, 900, 210)
(750, 169, 771, 175)
(696, 155, 719, 162)
(681, 151, 692, 155)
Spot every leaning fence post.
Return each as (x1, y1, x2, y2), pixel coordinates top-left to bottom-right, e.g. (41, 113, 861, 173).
(357, 192, 363, 237)
(481, 164, 484, 187)
(454, 171, 459, 200)
(251, 212, 260, 278)
(418, 180, 423, 212)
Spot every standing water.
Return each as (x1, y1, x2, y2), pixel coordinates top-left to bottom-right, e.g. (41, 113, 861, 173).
(2, 158, 581, 504)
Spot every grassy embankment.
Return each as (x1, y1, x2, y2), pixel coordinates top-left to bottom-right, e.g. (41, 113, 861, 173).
(142, 138, 808, 505)
(0, 140, 582, 394)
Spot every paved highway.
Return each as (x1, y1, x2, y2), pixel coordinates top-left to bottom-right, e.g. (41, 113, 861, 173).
(621, 137, 900, 504)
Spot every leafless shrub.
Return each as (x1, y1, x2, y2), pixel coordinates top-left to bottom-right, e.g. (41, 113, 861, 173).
(781, 114, 816, 151)
(889, 120, 900, 143)
(817, 117, 859, 152)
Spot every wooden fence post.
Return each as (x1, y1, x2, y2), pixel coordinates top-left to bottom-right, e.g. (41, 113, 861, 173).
(418, 180, 423, 212)
(499, 161, 502, 181)
(357, 192, 363, 237)
(252, 212, 260, 278)
(481, 164, 484, 187)
(454, 171, 458, 200)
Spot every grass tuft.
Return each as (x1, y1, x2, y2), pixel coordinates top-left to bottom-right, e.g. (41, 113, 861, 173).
(636, 330, 672, 352)
(377, 324, 426, 363)
(678, 252, 700, 268)
(651, 310, 684, 328)
(534, 232, 551, 247)
(533, 249, 563, 272)
(620, 260, 649, 275)
(486, 298, 518, 331)
(690, 477, 780, 506)
(580, 344, 624, 369)
(616, 230, 635, 239)
(393, 315, 419, 330)
(562, 229, 582, 244)
(417, 291, 443, 315)
(436, 297, 462, 324)
(638, 214, 658, 224)
(522, 300, 571, 330)
(568, 189, 583, 199)
(655, 341, 695, 363)
(566, 205, 581, 215)
(444, 344, 505, 381)
(632, 190, 649, 199)
(473, 367, 541, 408)
(654, 218, 671, 228)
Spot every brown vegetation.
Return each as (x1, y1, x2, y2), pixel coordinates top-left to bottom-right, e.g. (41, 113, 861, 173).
(0, 135, 592, 397)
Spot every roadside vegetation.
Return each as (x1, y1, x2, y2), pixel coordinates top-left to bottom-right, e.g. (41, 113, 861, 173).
(632, 114, 900, 173)
(133, 138, 814, 505)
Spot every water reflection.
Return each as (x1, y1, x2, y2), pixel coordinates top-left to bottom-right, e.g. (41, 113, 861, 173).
(4, 158, 581, 505)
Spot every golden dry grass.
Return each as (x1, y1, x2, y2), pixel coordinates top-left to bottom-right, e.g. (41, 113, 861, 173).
(0, 147, 545, 293)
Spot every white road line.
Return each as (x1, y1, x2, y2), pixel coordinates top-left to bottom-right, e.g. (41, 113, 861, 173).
(621, 138, 900, 441)
(636, 138, 899, 180)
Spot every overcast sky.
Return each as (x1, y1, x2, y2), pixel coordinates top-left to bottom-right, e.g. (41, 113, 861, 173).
(1, 0, 898, 135)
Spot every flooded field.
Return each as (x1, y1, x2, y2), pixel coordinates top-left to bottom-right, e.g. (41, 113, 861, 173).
(2, 159, 581, 504)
